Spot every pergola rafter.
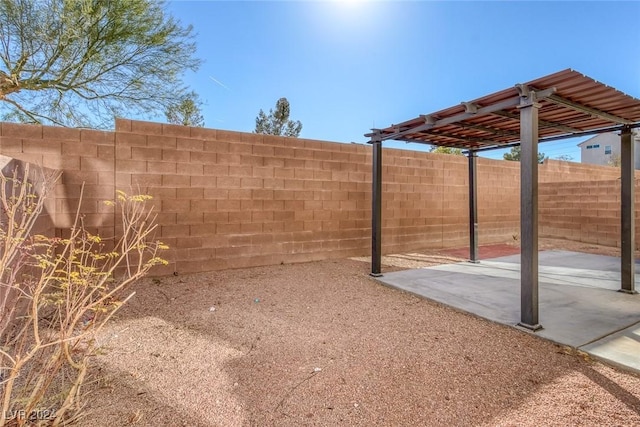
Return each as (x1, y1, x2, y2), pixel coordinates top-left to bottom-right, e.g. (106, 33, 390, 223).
(489, 110, 582, 134)
(367, 69, 640, 330)
(546, 94, 634, 125)
(454, 121, 521, 139)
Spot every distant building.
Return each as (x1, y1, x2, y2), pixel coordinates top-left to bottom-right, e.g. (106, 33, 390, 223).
(578, 132, 640, 168)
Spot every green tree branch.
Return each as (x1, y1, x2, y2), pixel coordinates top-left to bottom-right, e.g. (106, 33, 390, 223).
(0, 0, 201, 128)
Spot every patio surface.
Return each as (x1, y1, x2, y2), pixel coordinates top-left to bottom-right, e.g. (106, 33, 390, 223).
(377, 250, 640, 373)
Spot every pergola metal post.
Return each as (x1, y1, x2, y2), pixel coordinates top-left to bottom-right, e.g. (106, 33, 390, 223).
(620, 126, 637, 294)
(518, 92, 543, 331)
(371, 138, 383, 277)
(365, 70, 640, 338)
(468, 150, 479, 262)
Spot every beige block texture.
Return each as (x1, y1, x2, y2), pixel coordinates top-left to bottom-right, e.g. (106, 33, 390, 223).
(0, 119, 634, 275)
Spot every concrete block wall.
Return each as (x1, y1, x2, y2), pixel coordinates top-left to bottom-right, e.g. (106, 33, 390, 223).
(539, 178, 640, 248)
(539, 159, 620, 182)
(114, 120, 492, 273)
(476, 158, 520, 243)
(538, 160, 624, 247)
(379, 151, 521, 252)
(381, 150, 460, 252)
(0, 156, 57, 328)
(115, 119, 376, 274)
(0, 119, 630, 275)
(0, 122, 115, 239)
(0, 155, 56, 238)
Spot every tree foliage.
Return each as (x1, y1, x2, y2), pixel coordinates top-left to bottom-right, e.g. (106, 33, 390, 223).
(555, 154, 573, 162)
(503, 146, 546, 164)
(165, 91, 204, 127)
(608, 153, 621, 167)
(254, 97, 302, 137)
(430, 146, 463, 155)
(0, 0, 201, 128)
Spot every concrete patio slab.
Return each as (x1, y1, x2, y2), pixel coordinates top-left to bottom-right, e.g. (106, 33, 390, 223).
(582, 322, 640, 372)
(377, 250, 640, 373)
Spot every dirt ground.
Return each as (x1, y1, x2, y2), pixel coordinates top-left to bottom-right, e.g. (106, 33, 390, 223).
(83, 238, 640, 426)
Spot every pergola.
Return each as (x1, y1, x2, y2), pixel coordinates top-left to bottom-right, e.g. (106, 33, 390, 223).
(366, 69, 640, 331)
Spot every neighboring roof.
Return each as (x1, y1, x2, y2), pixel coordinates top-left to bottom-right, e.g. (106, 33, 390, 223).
(578, 132, 614, 147)
(368, 69, 640, 152)
(577, 131, 640, 147)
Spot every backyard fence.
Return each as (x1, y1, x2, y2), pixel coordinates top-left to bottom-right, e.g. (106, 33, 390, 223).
(0, 119, 627, 275)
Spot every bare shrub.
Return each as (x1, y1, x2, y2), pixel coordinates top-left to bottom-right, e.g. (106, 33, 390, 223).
(0, 165, 166, 426)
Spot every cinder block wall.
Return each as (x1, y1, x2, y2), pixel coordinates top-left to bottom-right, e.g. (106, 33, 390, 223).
(0, 122, 115, 240)
(0, 156, 57, 328)
(114, 119, 377, 274)
(539, 178, 640, 248)
(114, 119, 540, 274)
(0, 156, 56, 238)
(537, 160, 624, 247)
(0, 119, 628, 275)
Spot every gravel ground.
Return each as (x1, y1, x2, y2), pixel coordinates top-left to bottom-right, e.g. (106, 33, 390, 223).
(83, 238, 640, 426)
(349, 253, 466, 270)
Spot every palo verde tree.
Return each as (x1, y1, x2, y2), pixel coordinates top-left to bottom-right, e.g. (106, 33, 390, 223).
(608, 153, 621, 167)
(0, 0, 201, 128)
(503, 146, 546, 164)
(430, 146, 463, 155)
(254, 97, 302, 137)
(165, 90, 204, 127)
(555, 154, 573, 162)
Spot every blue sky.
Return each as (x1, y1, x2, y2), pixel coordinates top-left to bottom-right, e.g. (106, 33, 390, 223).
(162, 1, 640, 161)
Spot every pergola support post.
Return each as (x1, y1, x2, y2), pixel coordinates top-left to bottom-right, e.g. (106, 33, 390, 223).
(468, 150, 479, 263)
(518, 94, 543, 331)
(620, 126, 637, 294)
(371, 139, 383, 277)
